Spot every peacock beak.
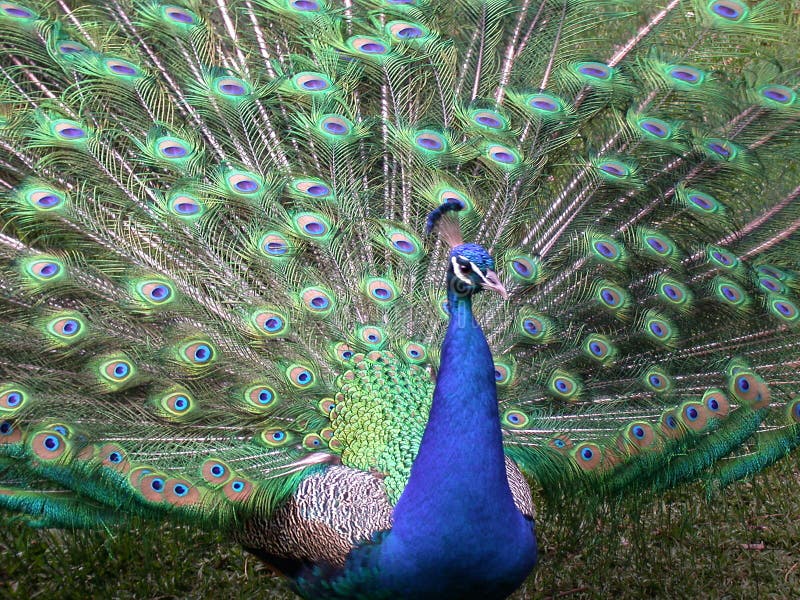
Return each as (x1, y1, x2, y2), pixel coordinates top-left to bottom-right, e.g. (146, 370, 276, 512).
(481, 270, 508, 299)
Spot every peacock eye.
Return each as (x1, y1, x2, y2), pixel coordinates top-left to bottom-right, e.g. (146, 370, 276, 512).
(459, 263, 472, 274)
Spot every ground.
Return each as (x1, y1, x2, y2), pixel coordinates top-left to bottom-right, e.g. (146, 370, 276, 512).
(2, 459, 799, 599)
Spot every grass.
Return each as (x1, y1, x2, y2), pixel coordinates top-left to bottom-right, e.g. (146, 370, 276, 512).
(2, 458, 799, 599)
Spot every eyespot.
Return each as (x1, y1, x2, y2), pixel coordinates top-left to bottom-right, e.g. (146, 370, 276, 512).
(347, 36, 390, 56)
(301, 287, 334, 315)
(358, 326, 386, 348)
(548, 370, 580, 400)
(319, 398, 336, 415)
(643, 368, 671, 392)
(243, 384, 278, 410)
(0, 420, 21, 444)
(715, 280, 746, 306)
(303, 433, 325, 450)
(136, 280, 175, 305)
(756, 264, 789, 281)
(484, 144, 521, 167)
(525, 92, 566, 115)
(156, 136, 191, 159)
(523, 316, 543, 336)
(46, 314, 86, 341)
(289, 0, 323, 10)
(1, 3, 36, 19)
(596, 284, 626, 310)
(502, 409, 529, 429)
(53, 119, 87, 140)
(163, 478, 200, 506)
(57, 41, 89, 55)
(659, 409, 682, 438)
(679, 401, 710, 432)
(636, 117, 670, 139)
(549, 435, 573, 452)
(493, 362, 513, 386)
(644, 234, 674, 256)
(100, 357, 135, 383)
(163, 5, 197, 24)
(292, 72, 333, 92)
(436, 188, 473, 213)
(643, 313, 674, 345)
(705, 139, 737, 160)
(729, 372, 770, 409)
(30, 430, 68, 461)
(583, 334, 614, 362)
(251, 308, 289, 337)
(134, 470, 171, 502)
(179, 341, 216, 366)
(332, 342, 355, 363)
(0, 387, 27, 412)
(168, 193, 205, 219)
(386, 20, 429, 41)
(592, 239, 621, 261)
(403, 342, 427, 363)
(787, 398, 800, 424)
(157, 391, 195, 418)
(387, 231, 421, 258)
(572, 442, 603, 470)
(259, 428, 294, 447)
(26, 258, 63, 281)
(201, 458, 232, 485)
(223, 477, 253, 502)
(703, 388, 730, 417)
(259, 232, 292, 258)
(291, 178, 332, 199)
(469, 109, 508, 131)
(27, 188, 66, 210)
(575, 61, 611, 80)
(293, 212, 331, 240)
(227, 172, 262, 195)
(213, 76, 251, 97)
(414, 131, 447, 152)
(758, 85, 796, 106)
(667, 65, 705, 86)
(99, 444, 129, 472)
(318, 114, 353, 137)
(685, 190, 721, 214)
(659, 280, 688, 305)
(506, 254, 540, 284)
(708, 0, 746, 22)
(623, 422, 657, 451)
(758, 276, 785, 294)
(365, 278, 398, 305)
(596, 159, 631, 179)
(286, 364, 316, 388)
(707, 246, 738, 269)
(103, 58, 140, 78)
(769, 297, 799, 323)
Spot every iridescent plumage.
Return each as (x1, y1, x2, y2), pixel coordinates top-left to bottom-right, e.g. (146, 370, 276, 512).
(0, 0, 799, 598)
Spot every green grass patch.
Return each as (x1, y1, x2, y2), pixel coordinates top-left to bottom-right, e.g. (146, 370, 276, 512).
(2, 459, 799, 599)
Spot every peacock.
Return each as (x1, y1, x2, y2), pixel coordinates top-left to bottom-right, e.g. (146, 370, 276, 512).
(1, 0, 799, 597)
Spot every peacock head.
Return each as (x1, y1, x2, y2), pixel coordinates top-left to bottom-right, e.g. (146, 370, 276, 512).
(426, 199, 507, 299)
(448, 243, 508, 299)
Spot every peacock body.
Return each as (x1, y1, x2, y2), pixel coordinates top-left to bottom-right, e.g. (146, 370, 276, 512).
(0, 0, 799, 597)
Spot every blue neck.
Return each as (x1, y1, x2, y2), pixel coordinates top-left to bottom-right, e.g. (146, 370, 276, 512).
(375, 290, 537, 599)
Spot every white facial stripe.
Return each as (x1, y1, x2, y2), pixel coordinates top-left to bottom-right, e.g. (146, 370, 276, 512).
(452, 256, 473, 284)
(470, 261, 491, 285)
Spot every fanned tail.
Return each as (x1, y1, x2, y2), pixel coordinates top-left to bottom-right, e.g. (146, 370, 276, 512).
(0, 0, 798, 545)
